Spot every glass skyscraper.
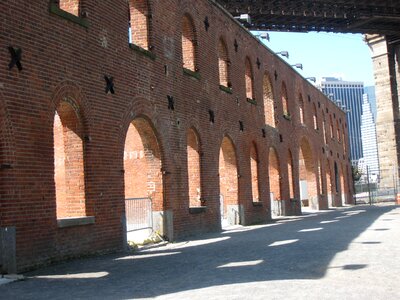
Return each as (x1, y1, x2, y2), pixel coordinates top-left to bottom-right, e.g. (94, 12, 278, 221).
(317, 77, 364, 162)
(360, 93, 380, 181)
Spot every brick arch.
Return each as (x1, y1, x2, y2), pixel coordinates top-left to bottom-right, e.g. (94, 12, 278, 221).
(128, 0, 152, 50)
(325, 159, 334, 207)
(54, 100, 87, 218)
(263, 72, 275, 127)
(299, 137, 318, 208)
(245, 57, 254, 99)
(182, 13, 198, 72)
(322, 111, 327, 144)
(219, 135, 240, 225)
(287, 148, 295, 199)
(50, 81, 93, 218)
(123, 116, 163, 200)
(281, 81, 289, 116)
(336, 119, 341, 142)
(313, 103, 318, 130)
(187, 127, 202, 207)
(329, 114, 334, 139)
(340, 163, 347, 205)
(268, 147, 281, 209)
(50, 80, 92, 131)
(250, 142, 260, 202)
(298, 93, 305, 124)
(218, 37, 231, 87)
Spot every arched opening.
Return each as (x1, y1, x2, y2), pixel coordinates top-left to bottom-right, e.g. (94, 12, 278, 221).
(299, 138, 318, 209)
(269, 147, 282, 217)
(313, 103, 318, 130)
(250, 143, 260, 202)
(326, 159, 333, 207)
(342, 123, 347, 154)
(288, 150, 294, 199)
(58, 0, 80, 17)
(124, 117, 164, 242)
(322, 112, 327, 144)
(337, 120, 341, 142)
(334, 161, 340, 206)
(53, 101, 86, 219)
(317, 159, 322, 196)
(263, 74, 275, 127)
(245, 57, 254, 100)
(128, 0, 150, 50)
(281, 82, 289, 117)
(218, 38, 230, 88)
(329, 115, 334, 139)
(182, 14, 197, 72)
(340, 164, 346, 205)
(219, 136, 240, 226)
(299, 94, 305, 124)
(187, 128, 202, 207)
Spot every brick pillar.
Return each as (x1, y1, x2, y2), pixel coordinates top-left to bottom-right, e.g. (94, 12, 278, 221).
(366, 35, 400, 188)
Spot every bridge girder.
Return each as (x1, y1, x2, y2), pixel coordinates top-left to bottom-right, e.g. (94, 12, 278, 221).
(215, 0, 400, 35)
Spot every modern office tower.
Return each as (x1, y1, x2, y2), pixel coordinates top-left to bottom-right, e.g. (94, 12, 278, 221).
(317, 77, 364, 162)
(361, 93, 380, 182)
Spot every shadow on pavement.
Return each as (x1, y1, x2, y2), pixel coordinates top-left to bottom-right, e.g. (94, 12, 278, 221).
(0, 205, 397, 299)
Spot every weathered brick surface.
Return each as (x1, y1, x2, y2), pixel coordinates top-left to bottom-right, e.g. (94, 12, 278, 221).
(0, 0, 352, 271)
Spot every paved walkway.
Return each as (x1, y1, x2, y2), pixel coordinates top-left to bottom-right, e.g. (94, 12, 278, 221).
(1, 204, 400, 299)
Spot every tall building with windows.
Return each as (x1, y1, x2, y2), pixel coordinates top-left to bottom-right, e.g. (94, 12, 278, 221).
(360, 93, 380, 181)
(364, 86, 377, 120)
(317, 77, 364, 162)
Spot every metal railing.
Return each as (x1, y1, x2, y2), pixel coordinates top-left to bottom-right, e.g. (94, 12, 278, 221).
(125, 197, 152, 232)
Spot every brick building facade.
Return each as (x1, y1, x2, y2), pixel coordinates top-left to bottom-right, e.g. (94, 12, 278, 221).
(0, 0, 352, 272)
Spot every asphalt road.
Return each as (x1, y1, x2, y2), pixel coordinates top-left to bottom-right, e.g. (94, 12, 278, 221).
(1, 204, 399, 299)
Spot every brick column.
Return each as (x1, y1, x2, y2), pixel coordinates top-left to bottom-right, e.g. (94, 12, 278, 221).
(366, 35, 400, 189)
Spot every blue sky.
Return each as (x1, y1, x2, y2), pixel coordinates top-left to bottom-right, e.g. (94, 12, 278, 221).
(255, 32, 375, 87)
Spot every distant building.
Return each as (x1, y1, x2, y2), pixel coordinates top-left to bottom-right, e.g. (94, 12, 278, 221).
(317, 77, 364, 162)
(360, 93, 380, 182)
(364, 86, 377, 120)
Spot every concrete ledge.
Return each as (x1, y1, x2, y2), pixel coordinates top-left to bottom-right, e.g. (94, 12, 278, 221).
(57, 216, 95, 228)
(183, 68, 201, 80)
(189, 206, 207, 214)
(49, 4, 89, 28)
(129, 43, 156, 60)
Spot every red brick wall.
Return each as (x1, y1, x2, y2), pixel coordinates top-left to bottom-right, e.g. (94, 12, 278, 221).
(0, 0, 352, 270)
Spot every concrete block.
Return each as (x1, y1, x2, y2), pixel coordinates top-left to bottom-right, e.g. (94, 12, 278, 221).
(0, 227, 17, 274)
(153, 210, 173, 241)
(227, 205, 243, 225)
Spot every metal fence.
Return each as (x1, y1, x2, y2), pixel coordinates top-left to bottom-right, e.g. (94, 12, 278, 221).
(354, 182, 397, 204)
(125, 197, 152, 232)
